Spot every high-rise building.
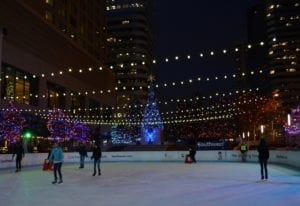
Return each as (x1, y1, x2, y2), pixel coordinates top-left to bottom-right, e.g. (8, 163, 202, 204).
(0, 0, 115, 117)
(237, 0, 300, 109)
(264, 0, 300, 108)
(235, 3, 268, 91)
(106, 0, 154, 108)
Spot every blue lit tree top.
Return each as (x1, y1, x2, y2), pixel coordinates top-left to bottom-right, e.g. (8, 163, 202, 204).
(141, 84, 164, 144)
(0, 101, 26, 143)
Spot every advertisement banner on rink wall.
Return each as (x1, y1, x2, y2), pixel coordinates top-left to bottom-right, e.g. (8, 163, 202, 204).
(0, 150, 300, 169)
(197, 140, 226, 150)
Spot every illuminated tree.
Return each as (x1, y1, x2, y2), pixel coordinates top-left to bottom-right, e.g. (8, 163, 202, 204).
(0, 101, 26, 143)
(47, 109, 70, 141)
(141, 86, 163, 144)
(69, 117, 91, 142)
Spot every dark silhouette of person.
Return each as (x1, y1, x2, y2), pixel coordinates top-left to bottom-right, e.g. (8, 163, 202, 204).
(12, 141, 25, 172)
(189, 145, 197, 163)
(78, 142, 88, 168)
(91, 144, 102, 176)
(257, 138, 269, 181)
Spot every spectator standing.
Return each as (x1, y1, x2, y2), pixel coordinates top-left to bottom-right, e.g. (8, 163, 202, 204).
(240, 142, 248, 162)
(257, 138, 269, 181)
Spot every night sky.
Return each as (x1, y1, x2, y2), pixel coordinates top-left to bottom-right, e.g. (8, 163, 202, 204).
(153, 0, 260, 100)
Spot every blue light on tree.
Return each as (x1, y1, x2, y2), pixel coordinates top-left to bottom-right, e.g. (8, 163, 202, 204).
(141, 85, 163, 145)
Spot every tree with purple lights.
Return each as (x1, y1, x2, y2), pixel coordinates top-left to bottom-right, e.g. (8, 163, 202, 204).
(0, 101, 26, 143)
(285, 106, 300, 136)
(47, 109, 70, 141)
(69, 117, 91, 142)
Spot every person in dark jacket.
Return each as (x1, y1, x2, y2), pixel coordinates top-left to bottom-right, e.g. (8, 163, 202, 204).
(189, 145, 197, 163)
(91, 144, 102, 176)
(257, 138, 269, 181)
(12, 141, 25, 172)
(78, 142, 88, 169)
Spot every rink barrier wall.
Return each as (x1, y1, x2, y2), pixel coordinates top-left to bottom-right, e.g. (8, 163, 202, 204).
(0, 150, 299, 169)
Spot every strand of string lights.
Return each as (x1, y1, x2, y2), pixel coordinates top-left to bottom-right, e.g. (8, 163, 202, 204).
(2, 87, 261, 114)
(2, 68, 264, 96)
(1, 94, 268, 123)
(2, 88, 264, 115)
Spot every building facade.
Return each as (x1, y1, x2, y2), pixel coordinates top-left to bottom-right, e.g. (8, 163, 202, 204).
(0, 0, 115, 117)
(265, 0, 300, 108)
(106, 0, 154, 108)
(236, 0, 300, 110)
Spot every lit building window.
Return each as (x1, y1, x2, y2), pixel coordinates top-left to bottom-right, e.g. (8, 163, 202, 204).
(45, 0, 53, 5)
(287, 68, 296, 72)
(1, 64, 38, 105)
(45, 11, 53, 22)
(122, 20, 130, 24)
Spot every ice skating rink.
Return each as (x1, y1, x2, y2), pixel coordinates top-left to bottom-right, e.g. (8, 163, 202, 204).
(0, 162, 299, 206)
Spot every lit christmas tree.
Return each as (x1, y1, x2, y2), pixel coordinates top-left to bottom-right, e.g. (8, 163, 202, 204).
(141, 85, 164, 144)
(0, 101, 26, 143)
(69, 117, 91, 142)
(47, 109, 70, 141)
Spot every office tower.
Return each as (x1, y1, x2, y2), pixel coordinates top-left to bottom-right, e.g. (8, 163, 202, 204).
(106, 0, 154, 108)
(235, 3, 268, 91)
(265, 0, 300, 108)
(0, 0, 115, 116)
(237, 0, 299, 110)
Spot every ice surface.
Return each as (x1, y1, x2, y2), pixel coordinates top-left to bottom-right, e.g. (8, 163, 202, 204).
(0, 162, 300, 206)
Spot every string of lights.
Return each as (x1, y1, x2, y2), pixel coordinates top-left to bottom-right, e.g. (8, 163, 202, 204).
(2, 68, 264, 96)
(1, 88, 265, 117)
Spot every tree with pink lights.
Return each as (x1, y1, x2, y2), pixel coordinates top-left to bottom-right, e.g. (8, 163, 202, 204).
(0, 101, 26, 143)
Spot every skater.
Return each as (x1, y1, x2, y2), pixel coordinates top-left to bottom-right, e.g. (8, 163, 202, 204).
(49, 142, 64, 184)
(12, 141, 25, 172)
(189, 145, 197, 163)
(257, 138, 269, 181)
(78, 142, 88, 168)
(91, 144, 102, 176)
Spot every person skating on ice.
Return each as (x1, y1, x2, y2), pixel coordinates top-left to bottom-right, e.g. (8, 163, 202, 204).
(91, 144, 102, 176)
(257, 138, 269, 181)
(12, 140, 25, 172)
(78, 142, 88, 169)
(49, 142, 64, 184)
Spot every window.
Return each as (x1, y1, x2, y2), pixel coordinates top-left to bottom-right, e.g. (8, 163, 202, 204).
(1, 64, 38, 105)
(45, 0, 53, 6)
(47, 82, 66, 109)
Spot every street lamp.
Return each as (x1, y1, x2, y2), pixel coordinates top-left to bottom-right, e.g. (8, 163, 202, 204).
(260, 125, 264, 139)
(287, 114, 291, 126)
(247, 131, 250, 142)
